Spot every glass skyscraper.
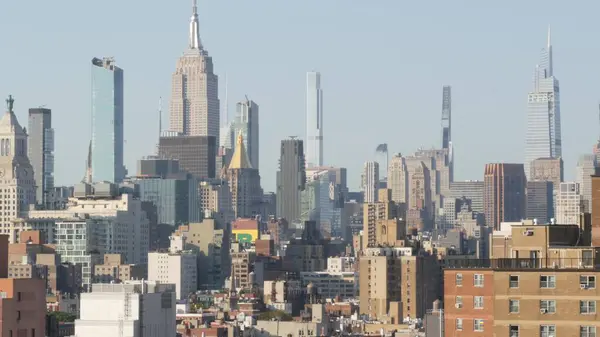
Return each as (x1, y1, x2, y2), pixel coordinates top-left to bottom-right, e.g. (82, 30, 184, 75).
(306, 71, 323, 168)
(91, 57, 125, 183)
(231, 98, 259, 170)
(525, 28, 562, 179)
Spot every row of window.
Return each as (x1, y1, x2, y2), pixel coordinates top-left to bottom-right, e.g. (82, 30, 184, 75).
(456, 273, 597, 289)
(455, 320, 596, 337)
(455, 296, 597, 314)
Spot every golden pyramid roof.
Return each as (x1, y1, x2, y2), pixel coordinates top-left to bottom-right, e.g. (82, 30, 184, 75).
(228, 131, 253, 170)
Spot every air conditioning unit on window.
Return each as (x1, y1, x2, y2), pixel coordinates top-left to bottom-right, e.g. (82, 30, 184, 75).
(580, 284, 588, 289)
(540, 308, 547, 314)
(455, 303, 462, 309)
(523, 230, 533, 236)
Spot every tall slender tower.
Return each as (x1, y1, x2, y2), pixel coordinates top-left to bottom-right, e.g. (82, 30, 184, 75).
(276, 138, 306, 223)
(91, 57, 125, 183)
(441, 85, 454, 183)
(28, 108, 54, 205)
(170, 0, 220, 146)
(306, 72, 323, 168)
(231, 98, 259, 171)
(525, 27, 562, 179)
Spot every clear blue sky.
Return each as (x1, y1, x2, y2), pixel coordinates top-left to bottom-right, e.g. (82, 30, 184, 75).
(0, 1, 598, 191)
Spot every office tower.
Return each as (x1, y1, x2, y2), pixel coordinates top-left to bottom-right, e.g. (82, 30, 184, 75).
(276, 138, 306, 224)
(75, 281, 176, 337)
(28, 108, 54, 205)
(526, 180, 553, 224)
(91, 57, 125, 183)
(158, 134, 216, 179)
(169, 0, 220, 146)
(306, 71, 323, 168)
(362, 189, 403, 249)
(301, 167, 348, 237)
(0, 96, 36, 243)
(361, 161, 380, 203)
(450, 180, 484, 214)
(529, 157, 563, 189)
(441, 85, 454, 182)
(388, 153, 408, 204)
(483, 163, 527, 230)
(525, 28, 562, 179)
(407, 148, 451, 218)
(577, 154, 597, 213)
(555, 182, 582, 224)
(224, 132, 262, 218)
(231, 98, 259, 171)
(199, 180, 234, 228)
(137, 157, 181, 178)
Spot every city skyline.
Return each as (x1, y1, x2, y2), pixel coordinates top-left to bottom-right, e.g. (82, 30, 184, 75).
(1, 1, 599, 190)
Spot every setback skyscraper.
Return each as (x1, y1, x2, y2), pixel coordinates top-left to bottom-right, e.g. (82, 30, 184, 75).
(525, 28, 562, 179)
(169, 0, 220, 147)
(91, 57, 125, 183)
(276, 138, 306, 224)
(28, 108, 54, 205)
(483, 163, 527, 230)
(306, 71, 323, 168)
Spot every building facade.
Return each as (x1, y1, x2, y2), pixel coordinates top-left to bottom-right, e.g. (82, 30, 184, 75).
(577, 154, 597, 213)
(158, 134, 216, 179)
(483, 163, 526, 230)
(276, 138, 306, 224)
(91, 57, 126, 183)
(362, 161, 380, 203)
(28, 108, 54, 205)
(555, 182, 582, 224)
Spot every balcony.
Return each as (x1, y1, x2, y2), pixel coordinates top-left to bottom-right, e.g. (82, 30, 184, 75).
(443, 258, 596, 270)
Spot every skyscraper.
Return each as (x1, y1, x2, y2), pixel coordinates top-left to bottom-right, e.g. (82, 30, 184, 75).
(525, 28, 562, 179)
(306, 71, 323, 168)
(441, 86, 454, 183)
(555, 182, 582, 224)
(231, 98, 259, 171)
(91, 57, 125, 183)
(1, 96, 36, 243)
(169, 0, 220, 146)
(483, 163, 527, 230)
(276, 138, 306, 224)
(576, 154, 597, 213)
(28, 108, 54, 205)
(225, 132, 262, 219)
(361, 161, 380, 203)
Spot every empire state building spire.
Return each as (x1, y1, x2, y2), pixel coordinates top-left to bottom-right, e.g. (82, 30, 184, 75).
(189, 0, 203, 50)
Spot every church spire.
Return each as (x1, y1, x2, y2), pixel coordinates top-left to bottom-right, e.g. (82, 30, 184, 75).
(189, 0, 203, 50)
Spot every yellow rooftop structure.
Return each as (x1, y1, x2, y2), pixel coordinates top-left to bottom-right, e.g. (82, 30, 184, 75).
(228, 131, 253, 170)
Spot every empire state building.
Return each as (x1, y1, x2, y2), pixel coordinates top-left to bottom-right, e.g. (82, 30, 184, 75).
(169, 0, 220, 147)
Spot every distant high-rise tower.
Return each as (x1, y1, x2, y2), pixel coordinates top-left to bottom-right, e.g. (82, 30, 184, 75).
(170, 0, 220, 146)
(555, 182, 582, 224)
(306, 72, 323, 168)
(576, 154, 597, 213)
(28, 108, 54, 205)
(388, 154, 408, 204)
(483, 163, 527, 230)
(225, 132, 262, 218)
(1, 96, 36, 243)
(231, 98, 259, 171)
(525, 27, 562, 179)
(91, 57, 125, 183)
(361, 162, 380, 203)
(276, 138, 306, 224)
(441, 86, 454, 183)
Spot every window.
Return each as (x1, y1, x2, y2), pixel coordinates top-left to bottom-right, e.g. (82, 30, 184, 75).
(456, 273, 463, 286)
(581, 326, 596, 337)
(580, 275, 596, 289)
(509, 299, 520, 313)
(455, 318, 463, 330)
(540, 275, 556, 288)
(510, 275, 519, 288)
(583, 250, 594, 266)
(474, 296, 484, 309)
(455, 296, 463, 309)
(474, 274, 484, 287)
(540, 300, 556, 314)
(540, 325, 556, 337)
(510, 325, 519, 337)
(580, 301, 596, 314)
(473, 319, 484, 332)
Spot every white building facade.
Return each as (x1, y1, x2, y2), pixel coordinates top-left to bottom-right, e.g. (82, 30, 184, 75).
(148, 251, 197, 300)
(555, 182, 582, 225)
(75, 281, 176, 337)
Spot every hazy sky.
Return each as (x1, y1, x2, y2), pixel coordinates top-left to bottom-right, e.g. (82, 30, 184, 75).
(0, 1, 598, 191)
